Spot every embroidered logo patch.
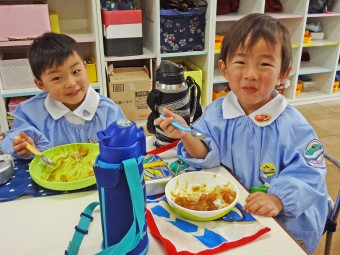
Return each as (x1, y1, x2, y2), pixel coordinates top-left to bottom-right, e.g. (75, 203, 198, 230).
(304, 139, 326, 168)
(254, 113, 272, 122)
(83, 110, 90, 117)
(260, 163, 276, 178)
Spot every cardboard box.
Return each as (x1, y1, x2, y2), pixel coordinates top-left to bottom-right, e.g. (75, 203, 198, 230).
(0, 4, 50, 41)
(310, 32, 324, 40)
(108, 66, 151, 121)
(299, 80, 315, 90)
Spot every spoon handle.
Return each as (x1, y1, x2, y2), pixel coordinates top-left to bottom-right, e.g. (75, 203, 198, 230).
(159, 114, 191, 132)
(25, 143, 43, 157)
(14, 136, 42, 156)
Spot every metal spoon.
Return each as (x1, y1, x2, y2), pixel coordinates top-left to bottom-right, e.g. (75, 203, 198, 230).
(159, 114, 207, 140)
(14, 136, 55, 166)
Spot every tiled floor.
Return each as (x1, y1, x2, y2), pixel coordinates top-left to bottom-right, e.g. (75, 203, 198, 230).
(295, 100, 340, 255)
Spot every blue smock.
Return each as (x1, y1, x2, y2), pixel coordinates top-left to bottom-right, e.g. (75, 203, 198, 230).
(178, 90, 328, 254)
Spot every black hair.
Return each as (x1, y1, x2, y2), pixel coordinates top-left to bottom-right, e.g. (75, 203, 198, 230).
(28, 32, 82, 81)
(219, 13, 292, 76)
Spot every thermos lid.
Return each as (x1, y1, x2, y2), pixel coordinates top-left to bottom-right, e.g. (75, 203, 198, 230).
(156, 60, 185, 85)
(97, 119, 146, 164)
(0, 149, 14, 185)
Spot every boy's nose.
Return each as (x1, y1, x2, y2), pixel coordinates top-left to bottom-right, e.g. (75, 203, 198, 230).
(65, 77, 77, 88)
(244, 66, 259, 80)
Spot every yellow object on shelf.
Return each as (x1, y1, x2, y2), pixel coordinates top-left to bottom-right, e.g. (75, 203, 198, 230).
(49, 13, 60, 34)
(295, 89, 301, 96)
(215, 35, 224, 51)
(296, 82, 303, 91)
(213, 90, 228, 100)
(87, 63, 97, 83)
(303, 35, 312, 43)
(333, 81, 339, 93)
(276, 88, 284, 95)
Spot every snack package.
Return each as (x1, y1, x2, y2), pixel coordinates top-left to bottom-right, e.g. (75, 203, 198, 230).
(169, 158, 201, 176)
(143, 154, 172, 196)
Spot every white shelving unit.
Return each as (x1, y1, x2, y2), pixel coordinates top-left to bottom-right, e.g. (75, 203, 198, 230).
(212, 0, 340, 105)
(139, 0, 340, 109)
(1, 0, 340, 133)
(0, 0, 105, 132)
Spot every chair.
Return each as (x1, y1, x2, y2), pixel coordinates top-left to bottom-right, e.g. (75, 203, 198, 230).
(324, 152, 340, 169)
(324, 191, 340, 255)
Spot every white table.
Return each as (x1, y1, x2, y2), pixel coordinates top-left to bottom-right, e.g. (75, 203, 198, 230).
(0, 136, 307, 255)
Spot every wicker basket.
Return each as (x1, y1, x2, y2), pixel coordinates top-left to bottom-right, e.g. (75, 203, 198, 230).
(0, 58, 35, 90)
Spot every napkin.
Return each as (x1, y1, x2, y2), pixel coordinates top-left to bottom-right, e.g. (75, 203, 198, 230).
(0, 159, 96, 202)
(147, 200, 271, 254)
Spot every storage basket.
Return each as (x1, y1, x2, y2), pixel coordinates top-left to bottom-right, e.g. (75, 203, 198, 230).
(160, 6, 206, 53)
(0, 59, 35, 90)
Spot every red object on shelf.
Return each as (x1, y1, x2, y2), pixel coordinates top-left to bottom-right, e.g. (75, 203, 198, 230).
(101, 9, 143, 56)
(101, 9, 142, 27)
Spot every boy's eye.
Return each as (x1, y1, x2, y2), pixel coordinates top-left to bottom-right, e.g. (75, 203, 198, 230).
(52, 76, 61, 81)
(234, 61, 245, 64)
(73, 69, 81, 74)
(261, 63, 272, 67)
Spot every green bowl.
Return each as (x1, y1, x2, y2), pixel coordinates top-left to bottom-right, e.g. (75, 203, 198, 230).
(29, 143, 99, 191)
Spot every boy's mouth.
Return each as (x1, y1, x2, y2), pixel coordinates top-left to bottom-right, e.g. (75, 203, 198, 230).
(67, 90, 80, 97)
(242, 86, 257, 93)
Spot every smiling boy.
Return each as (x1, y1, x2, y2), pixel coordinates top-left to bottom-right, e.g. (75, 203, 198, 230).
(156, 14, 328, 254)
(1, 32, 125, 158)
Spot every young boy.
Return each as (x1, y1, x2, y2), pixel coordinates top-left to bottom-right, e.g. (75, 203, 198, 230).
(1, 32, 125, 158)
(156, 14, 328, 254)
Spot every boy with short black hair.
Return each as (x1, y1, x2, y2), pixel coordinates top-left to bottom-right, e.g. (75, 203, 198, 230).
(1, 32, 125, 158)
(156, 13, 328, 254)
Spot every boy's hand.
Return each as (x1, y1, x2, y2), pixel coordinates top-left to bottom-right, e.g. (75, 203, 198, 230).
(13, 132, 36, 157)
(155, 108, 190, 139)
(243, 192, 283, 217)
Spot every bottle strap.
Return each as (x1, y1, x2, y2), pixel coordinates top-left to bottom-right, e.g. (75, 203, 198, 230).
(186, 76, 202, 122)
(65, 158, 146, 255)
(65, 202, 100, 255)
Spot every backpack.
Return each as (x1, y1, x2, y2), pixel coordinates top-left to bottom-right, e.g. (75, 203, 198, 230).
(216, 0, 240, 15)
(265, 0, 283, 12)
(308, 0, 335, 13)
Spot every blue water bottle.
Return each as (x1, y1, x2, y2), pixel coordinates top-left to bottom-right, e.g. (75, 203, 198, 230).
(94, 119, 148, 255)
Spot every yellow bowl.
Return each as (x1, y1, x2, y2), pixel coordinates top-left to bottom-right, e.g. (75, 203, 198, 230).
(29, 143, 99, 191)
(165, 171, 239, 221)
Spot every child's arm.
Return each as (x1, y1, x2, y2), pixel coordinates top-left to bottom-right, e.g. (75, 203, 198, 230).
(155, 108, 208, 159)
(243, 192, 283, 217)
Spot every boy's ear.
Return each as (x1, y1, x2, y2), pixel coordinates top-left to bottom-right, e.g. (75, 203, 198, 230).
(218, 59, 228, 80)
(280, 66, 292, 82)
(277, 66, 292, 86)
(34, 78, 48, 92)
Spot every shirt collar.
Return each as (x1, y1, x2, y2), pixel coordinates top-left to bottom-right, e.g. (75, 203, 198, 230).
(45, 86, 100, 121)
(222, 90, 287, 127)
